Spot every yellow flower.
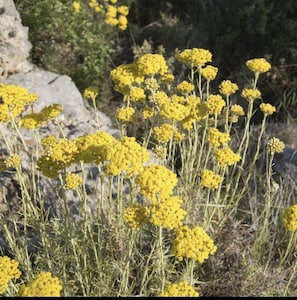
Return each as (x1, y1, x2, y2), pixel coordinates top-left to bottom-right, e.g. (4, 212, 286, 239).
(105, 136, 149, 177)
(141, 107, 155, 119)
(136, 164, 178, 203)
(5, 154, 21, 169)
(281, 205, 297, 232)
(158, 281, 199, 297)
(83, 86, 99, 100)
(246, 58, 271, 74)
(159, 101, 190, 122)
(0, 256, 21, 294)
(72, 1, 80, 13)
(175, 81, 195, 94)
(266, 137, 285, 155)
(136, 54, 168, 76)
(219, 80, 239, 96)
(150, 196, 187, 229)
(214, 147, 241, 167)
(152, 123, 184, 144)
(200, 169, 223, 190)
(205, 94, 226, 115)
(123, 204, 150, 230)
(199, 65, 218, 81)
(230, 104, 245, 116)
(207, 127, 230, 148)
(116, 107, 136, 123)
(117, 15, 128, 30)
(129, 86, 146, 102)
(65, 173, 83, 190)
(173, 225, 217, 263)
(177, 48, 212, 67)
(117, 5, 129, 16)
(241, 88, 261, 102)
(260, 103, 276, 115)
(18, 271, 62, 297)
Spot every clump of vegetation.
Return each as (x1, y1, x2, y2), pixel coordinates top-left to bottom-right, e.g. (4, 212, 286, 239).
(1, 47, 297, 296)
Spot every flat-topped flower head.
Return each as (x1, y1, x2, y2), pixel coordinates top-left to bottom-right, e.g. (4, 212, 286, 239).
(205, 94, 226, 115)
(172, 225, 217, 263)
(18, 271, 62, 297)
(136, 53, 168, 76)
(0, 255, 21, 294)
(116, 106, 136, 123)
(123, 204, 150, 230)
(246, 58, 271, 74)
(175, 81, 195, 94)
(177, 48, 212, 67)
(260, 103, 276, 116)
(207, 127, 230, 148)
(199, 65, 218, 81)
(266, 137, 285, 155)
(65, 173, 83, 190)
(200, 169, 223, 190)
(214, 147, 241, 167)
(241, 88, 261, 102)
(219, 80, 239, 96)
(158, 281, 199, 297)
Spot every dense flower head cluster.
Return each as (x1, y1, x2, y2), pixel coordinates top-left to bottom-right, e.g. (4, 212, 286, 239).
(230, 104, 245, 116)
(74, 131, 116, 164)
(83, 86, 99, 100)
(123, 204, 150, 230)
(159, 100, 190, 122)
(136, 164, 178, 203)
(105, 136, 149, 177)
(136, 54, 168, 77)
(88, 0, 129, 30)
(266, 137, 285, 155)
(129, 86, 146, 102)
(158, 281, 199, 297)
(64, 173, 83, 190)
(246, 58, 271, 74)
(175, 81, 195, 94)
(116, 106, 136, 123)
(0, 83, 38, 123)
(0, 256, 21, 294)
(19, 104, 63, 129)
(219, 80, 239, 96)
(241, 88, 261, 102)
(207, 127, 230, 148)
(18, 271, 62, 297)
(281, 205, 297, 232)
(149, 196, 187, 229)
(199, 65, 218, 81)
(200, 169, 223, 190)
(260, 103, 276, 115)
(205, 94, 226, 115)
(214, 147, 241, 167)
(172, 225, 217, 263)
(177, 48, 212, 67)
(152, 123, 185, 143)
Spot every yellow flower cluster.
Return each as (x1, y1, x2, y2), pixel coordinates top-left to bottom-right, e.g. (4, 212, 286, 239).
(200, 169, 223, 190)
(175, 81, 195, 94)
(136, 164, 178, 202)
(116, 106, 136, 123)
(136, 54, 168, 77)
(158, 281, 199, 297)
(266, 137, 285, 155)
(172, 225, 217, 263)
(129, 86, 146, 102)
(219, 80, 239, 96)
(89, 0, 129, 30)
(123, 204, 150, 230)
(65, 173, 83, 190)
(199, 65, 218, 81)
(0, 83, 38, 123)
(205, 94, 226, 115)
(105, 136, 149, 177)
(159, 101, 190, 122)
(4, 154, 21, 169)
(18, 271, 62, 297)
(246, 58, 271, 74)
(281, 205, 297, 232)
(152, 123, 185, 144)
(0, 256, 21, 294)
(260, 103, 276, 115)
(150, 196, 187, 229)
(83, 86, 99, 100)
(241, 88, 261, 102)
(74, 130, 116, 164)
(214, 147, 241, 167)
(177, 48, 212, 67)
(207, 127, 230, 148)
(19, 104, 63, 129)
(72, 1, 80, 13)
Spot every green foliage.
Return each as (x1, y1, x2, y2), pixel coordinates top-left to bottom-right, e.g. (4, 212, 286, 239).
(14, 0, 123, 93)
